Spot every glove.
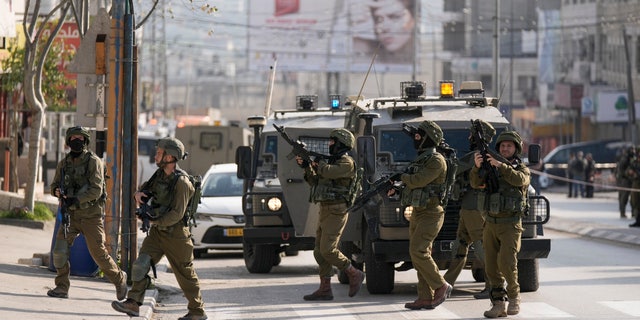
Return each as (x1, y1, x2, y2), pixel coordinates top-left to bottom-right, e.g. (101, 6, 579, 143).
(64, 197, 79, 207)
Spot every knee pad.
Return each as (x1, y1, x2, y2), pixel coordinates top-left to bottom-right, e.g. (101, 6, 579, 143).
(52, 240, 70, 268)
(472, 240, 485, 263)
(132, 253, 152, 282)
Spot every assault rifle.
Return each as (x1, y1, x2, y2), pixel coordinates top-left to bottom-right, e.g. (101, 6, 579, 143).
(59, 167, 70, 239)
(347, 173, 402, 213)
(470, 119, 500, 194)
(135, 193, 154, 234)
(273, 124, 331, 164)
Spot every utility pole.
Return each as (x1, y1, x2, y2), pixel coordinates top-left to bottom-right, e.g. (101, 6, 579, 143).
(493, 0, 500, 97)
(623, 27, 638, 145)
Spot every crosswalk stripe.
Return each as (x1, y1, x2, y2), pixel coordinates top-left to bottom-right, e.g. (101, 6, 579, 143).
(517, 302, 574, 318)
(600, 300, 640, 317)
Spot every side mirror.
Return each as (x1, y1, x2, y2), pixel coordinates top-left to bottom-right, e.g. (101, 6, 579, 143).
(236, 146, 252, 179)
(527, 144, 541, 164)
(356, 136, 376, 175)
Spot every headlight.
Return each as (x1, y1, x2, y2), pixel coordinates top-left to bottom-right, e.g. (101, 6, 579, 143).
(403, 206, 413, 221)
(261, 196, 282, 212)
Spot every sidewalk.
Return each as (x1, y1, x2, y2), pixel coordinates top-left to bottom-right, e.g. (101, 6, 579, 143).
(0, 189, 638, 319)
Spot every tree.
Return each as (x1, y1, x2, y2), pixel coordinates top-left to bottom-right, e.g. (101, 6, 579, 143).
(0, 38, 72, 192)
(20, 0, 73, 210)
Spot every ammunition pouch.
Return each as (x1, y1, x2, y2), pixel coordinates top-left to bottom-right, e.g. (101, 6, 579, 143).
(311, 184, 350, 203)
(485, 193, 527, 216)
(401, 184, 443, 207)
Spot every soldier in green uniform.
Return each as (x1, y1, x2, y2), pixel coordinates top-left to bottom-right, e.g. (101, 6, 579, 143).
(391, 120, 452, 310)
(470, 130, 530, 318)
(111, 137, 207, 320)
(626, 146, 640, 227)
(296, 128, 365, 301)
(444, 120, 495, 298)
(47, 126, 127, 301)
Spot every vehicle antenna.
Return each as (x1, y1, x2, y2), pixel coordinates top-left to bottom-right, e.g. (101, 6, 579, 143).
(263, 59, 278, 117)
(355, 43, 381, 108)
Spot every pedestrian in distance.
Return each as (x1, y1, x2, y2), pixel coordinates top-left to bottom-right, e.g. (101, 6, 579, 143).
(584, 153, 596, 198)
(47, 126, 128, 301)
(111, 137, 207, 320)
(444, 119, 495, 299)
(470, 130, 530, 318)
(625, 146, 640, 228)
(295, 128, 365, 301)
(566, 152, 575, 197)
(388, 120, 452, 310)
(569, 151, 587, 198)
(616, 146, 634, 218)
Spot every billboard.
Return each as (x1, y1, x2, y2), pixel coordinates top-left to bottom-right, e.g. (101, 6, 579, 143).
(248, 0, 417, 73)
(596, 91, 640, 123)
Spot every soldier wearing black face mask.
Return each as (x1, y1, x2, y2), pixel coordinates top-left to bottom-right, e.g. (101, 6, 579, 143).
(47, 126, 128, 302)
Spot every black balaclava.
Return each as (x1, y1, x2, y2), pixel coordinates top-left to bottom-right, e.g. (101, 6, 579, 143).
(68, 139, 85, 157)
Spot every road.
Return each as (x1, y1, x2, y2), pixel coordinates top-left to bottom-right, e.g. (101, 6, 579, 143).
(149, 228, 640, 320)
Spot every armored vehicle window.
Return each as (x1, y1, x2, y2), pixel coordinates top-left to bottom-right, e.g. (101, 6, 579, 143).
(264, 135, 278, 161)
(138, 137, 157, 156)
(200, 132, 222, 150)
(380, 130, 416, 162)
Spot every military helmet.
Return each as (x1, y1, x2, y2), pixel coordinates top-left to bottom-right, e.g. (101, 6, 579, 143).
(495, 130, 523, 155)
(470, 119, 496, 143)
(330, 128, 355, 149)
(418, 120, 443, 145)
(157, 137, 186, 161)
(65, 126, 91, 146)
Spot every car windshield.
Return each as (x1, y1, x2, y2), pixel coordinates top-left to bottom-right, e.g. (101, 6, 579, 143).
(202, 172, 243, 197)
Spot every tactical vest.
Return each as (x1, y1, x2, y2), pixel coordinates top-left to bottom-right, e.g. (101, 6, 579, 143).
(61, 151, 106, 210)
(483, 161, 529, 217)
(310, 154, 356, 204)
(142, 169, 178, 219)
(400, 149, 446, 208)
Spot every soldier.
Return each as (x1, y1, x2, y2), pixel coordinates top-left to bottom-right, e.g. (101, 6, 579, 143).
(627, 146, 640, 227)
(111, 137, 207, 320)
(295, 128, 365, 301)
(444, 120, 496, 298)
(47, 126, 128, 301)
(389, 120, 452, 310)
(471, 130, 530, 318)
(616, 146, 634, 218)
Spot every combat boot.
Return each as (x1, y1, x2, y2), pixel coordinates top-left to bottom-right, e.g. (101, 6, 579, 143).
(111, 298, 140, 317)
(115, 272, 128, 301)
(344, 265, 365, 297)
(46, 287, 68, 299)
(484, 299, 507, 318)
(431, 281, 453, 308)
(507, 296, 521, 315)
(404, 297, 435, 310)
(178, 313, 208, 320)
(303, 276, 333, 301)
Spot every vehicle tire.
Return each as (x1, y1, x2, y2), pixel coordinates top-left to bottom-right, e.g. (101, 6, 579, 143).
(472, 267, 485, 282)
(364, 236, 394, 294)
(273, 251, 282, 266)
(193, 248, 207, 259)
(338, 241, 363, 284)
(518, 259, 539, 292)
(243, 242, 277, 273)
(538, 174, 550, 189)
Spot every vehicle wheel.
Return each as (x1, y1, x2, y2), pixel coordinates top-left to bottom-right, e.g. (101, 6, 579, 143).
(538, 174, 549, 189)
(273, 251, 282, 266)
(243, 242, 278, 273)
(518, 259, 539, 292)
(193, 248, 207, 259)
(364, 237, 394, 294)
(472, 267, 485, 282)
(338, 241, 363, 284)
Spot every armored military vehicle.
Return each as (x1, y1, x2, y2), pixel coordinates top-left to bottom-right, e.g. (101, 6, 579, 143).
(237, 82, 550, 294)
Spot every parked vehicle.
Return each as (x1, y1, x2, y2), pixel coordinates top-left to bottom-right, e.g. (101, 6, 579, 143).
(191, 163, 245, 258)
(538, 139, 632, 189)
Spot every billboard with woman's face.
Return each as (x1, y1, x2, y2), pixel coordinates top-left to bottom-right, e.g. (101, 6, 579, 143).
(248, 0, 416, 73)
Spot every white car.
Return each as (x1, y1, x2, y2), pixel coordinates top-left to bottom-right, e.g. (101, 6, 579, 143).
(190, 163, 245, 258)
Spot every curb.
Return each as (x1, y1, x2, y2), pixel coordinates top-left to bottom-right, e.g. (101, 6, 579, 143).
(0, 217, 46, 229)
(546, 216, 640, 246)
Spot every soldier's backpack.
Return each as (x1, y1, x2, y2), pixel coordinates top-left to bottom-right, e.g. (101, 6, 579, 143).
(174, 169, 203, 228)
(437, 142, 459, 207)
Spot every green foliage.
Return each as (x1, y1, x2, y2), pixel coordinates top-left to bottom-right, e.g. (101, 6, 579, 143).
(0, 38, 74, 111)
(0, 203, 54, 221)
